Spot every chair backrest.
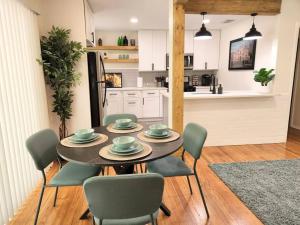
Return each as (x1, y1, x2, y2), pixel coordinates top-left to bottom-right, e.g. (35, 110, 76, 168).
(26, 129, 59, 171)
(83, 173, 164, 220)
(183, 123, 207, 160)
(103, 113, 138, 126)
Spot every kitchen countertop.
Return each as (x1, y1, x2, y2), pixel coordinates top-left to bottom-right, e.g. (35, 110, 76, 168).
(162, 91, 278, 99)
(107, 87, 168, 91)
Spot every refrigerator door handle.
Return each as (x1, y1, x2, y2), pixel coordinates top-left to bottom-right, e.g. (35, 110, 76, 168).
(99, 54, 107, 108)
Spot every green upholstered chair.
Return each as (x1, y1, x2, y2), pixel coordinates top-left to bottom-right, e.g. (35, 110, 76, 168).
(146, 123, 209, 218)
(26, 129, 102, 225)
(103, 113, 138, 126)
(84, 173, 164, 225)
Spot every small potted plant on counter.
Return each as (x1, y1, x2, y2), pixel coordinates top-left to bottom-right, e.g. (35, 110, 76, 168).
(253, 68, 275, 93)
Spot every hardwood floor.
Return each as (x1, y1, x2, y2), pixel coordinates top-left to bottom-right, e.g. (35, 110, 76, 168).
(9, 130, 300, 225)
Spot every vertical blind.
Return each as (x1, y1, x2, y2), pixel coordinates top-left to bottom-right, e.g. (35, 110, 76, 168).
(0, 0, 49, 224)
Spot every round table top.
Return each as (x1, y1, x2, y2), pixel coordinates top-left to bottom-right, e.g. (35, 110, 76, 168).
(57, 122, 183, 166)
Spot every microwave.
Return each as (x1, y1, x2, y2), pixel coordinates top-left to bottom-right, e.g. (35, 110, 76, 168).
(166, 54, 194, 70)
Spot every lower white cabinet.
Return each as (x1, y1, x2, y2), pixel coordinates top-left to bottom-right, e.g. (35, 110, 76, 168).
(124, 97, 142, 118)
(142, 90, 160, 118)
(105, 89, 163, 118)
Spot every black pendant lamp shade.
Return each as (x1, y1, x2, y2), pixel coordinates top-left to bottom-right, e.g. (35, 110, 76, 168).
(194, 12, 212, 40)
(243, 13, 262, 40)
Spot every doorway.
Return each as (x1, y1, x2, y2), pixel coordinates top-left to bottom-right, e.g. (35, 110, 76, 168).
(289, 28, 300, 133)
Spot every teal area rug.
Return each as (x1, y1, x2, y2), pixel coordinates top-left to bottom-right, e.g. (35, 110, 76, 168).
(209, 159, 300, 225)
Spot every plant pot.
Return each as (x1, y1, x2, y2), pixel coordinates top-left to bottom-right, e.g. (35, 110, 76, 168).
(253, 83, 272, 93)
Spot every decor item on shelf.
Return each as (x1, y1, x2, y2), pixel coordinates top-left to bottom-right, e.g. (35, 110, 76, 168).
(123, 36, 128, 46)
(38, 26, 85, 139)
(103, 52, 108, 59)
(244, 13, 262, 40)
(130, 39, 136, 46)
(137, 77, 143, 88)
(117, 36, 122, 46)
(253, 68, 275, 93)
(229, 37, 256, 70)
(105, 73, 122, 88)
(98, 38, 102, 46)
(194, 12, 212, 40)
(217, 84, 223, 94)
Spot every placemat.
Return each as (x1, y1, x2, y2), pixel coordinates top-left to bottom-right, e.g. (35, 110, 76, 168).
(60, 133, 108, 148)
(136, 130, 180, 143)
(106, 123, 143, 134)
(99, 142, 152, 161)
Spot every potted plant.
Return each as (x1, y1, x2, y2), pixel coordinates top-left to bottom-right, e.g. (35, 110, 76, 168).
(253, 68, 275, 93)
(38, 26, 85, 139)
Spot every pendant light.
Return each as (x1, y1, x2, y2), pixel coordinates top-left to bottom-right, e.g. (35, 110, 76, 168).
(194, 12, 212, 40)
(243, 13, 262, 40)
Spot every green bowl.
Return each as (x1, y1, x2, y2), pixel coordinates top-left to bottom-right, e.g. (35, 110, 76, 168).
(149, 124, 168, 135)
(74, 128, 95, 139)
(113, 136, 136, 149)
(115, 118, 132, 127)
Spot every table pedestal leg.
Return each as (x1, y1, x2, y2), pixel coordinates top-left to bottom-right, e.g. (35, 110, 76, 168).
(80, 208, 90, 220)
(160, 202, 171, 216)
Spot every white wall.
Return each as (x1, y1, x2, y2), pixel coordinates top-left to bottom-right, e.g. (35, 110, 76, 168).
(218, 16, 278, 91)
(38, 0, 91, 134)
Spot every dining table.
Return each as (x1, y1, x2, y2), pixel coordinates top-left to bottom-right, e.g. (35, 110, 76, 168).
(56, 121, 183, 219)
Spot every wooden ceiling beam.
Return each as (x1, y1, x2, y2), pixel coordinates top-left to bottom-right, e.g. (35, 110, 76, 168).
(184, 0, 281, 15)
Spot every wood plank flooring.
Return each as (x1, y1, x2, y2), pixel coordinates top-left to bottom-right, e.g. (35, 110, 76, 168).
(9, 129, 300, 225)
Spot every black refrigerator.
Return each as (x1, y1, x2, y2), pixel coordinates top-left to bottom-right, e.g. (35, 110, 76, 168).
(87, 52, 107, 127)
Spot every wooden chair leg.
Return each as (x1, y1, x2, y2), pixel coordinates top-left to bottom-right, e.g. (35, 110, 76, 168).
(139, 163, 144, 173)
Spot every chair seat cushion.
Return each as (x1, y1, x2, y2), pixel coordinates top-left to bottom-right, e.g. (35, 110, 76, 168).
(95, 210, 159, 225)
(50, 162, 101, 186)
(147, 156, 193, 177)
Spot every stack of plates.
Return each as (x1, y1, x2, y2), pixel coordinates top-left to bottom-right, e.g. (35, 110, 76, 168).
(69, 133, 100, 144)
(109, 142, 144, 156)
(113, 122, 137, 130)
(144, 130, 172, 139)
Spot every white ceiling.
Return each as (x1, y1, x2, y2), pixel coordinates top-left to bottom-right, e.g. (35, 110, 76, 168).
(88, 0, 249, 31)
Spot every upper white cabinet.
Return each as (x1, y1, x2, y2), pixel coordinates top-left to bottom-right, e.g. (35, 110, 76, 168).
(84, 0, 95, 46)
(193, 30, 220, 70)
(138, 30, 167, 71)
(166, 30, 194, 54)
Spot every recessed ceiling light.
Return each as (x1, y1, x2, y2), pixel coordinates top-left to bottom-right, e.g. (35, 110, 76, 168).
(130, 17, 138, 24)
(203, 19, 210, 24)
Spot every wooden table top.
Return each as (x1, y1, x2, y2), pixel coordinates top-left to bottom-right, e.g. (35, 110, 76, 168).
(57, 122, 183, 166)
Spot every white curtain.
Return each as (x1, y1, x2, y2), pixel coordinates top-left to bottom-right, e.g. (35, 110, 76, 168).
(0, 0, 49, 224)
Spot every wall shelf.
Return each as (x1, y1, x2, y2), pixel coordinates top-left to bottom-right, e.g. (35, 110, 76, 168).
(103, 58, 139, 63)
(86, 46, 138, 51)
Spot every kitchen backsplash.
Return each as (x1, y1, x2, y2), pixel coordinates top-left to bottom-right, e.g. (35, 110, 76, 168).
(105, 69, 218, 87)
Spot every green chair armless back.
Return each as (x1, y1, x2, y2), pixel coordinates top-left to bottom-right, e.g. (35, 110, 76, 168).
(103, 113, 138, 126)
(183, 123, 207, 159)
(83, 173, 164, 220)
(26, 129, 59, 170)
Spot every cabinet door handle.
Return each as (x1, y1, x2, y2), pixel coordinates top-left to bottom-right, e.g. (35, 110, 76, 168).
(147, 92, 155, 95)
(205, 62, 207, 70)
(128, 102, 136, 104)
(109, 93, 117, 96)
(152, 63, 154, 71)
(127, 93, 136, 96)
(143, 98, 144, 105)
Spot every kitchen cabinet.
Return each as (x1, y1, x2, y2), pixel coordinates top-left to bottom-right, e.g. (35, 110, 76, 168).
(105, 91, 123, 115)
(193, 30, 220, 70)
(138, 30, 167, 71)
(142, 90, 160, 118)
(84, 0, 95, 46)
(123, 91, 142, 118)
(166, 30, 194, 54)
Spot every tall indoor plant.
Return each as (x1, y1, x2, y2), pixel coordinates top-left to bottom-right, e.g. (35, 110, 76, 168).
(38, 26, 85, 139)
